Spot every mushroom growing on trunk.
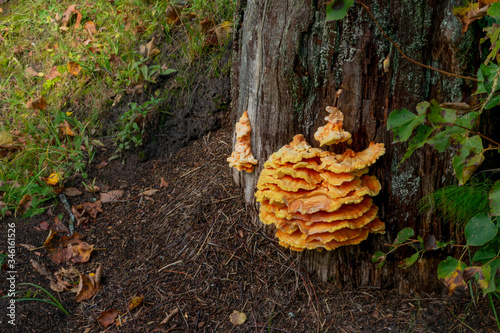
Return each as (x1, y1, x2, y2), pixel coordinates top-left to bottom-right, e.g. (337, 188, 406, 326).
(227, 111, 258, 172)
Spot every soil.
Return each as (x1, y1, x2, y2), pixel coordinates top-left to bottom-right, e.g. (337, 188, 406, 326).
(0, 73, 499, 333)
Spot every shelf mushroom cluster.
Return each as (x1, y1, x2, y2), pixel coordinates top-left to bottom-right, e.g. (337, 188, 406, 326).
(255, 107, 386, 251)
(227, 111, 258, 173)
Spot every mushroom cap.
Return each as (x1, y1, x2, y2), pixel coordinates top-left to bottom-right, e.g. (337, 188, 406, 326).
(257, 174, 318, 192)
(277, 228, 370, 251)
(314, 122, 352, 147)
(260, 167, 322, 185)
(325, 106, 344, 124)
(271, 134, 326, 164)
(288, 175, 381, 214)
(319, 168, 368, 186)
(264, 158, 321, 170)
(366, 218, 385, 234)
(227, 111, 258, 172)
(319, 142, 386, 173)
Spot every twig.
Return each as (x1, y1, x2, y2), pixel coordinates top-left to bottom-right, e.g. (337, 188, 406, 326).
(58, 194, 75, 235)
(354, 0, 478, 82)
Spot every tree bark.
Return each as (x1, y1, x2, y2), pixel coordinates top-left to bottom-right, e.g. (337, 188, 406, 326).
(231, 0, 477, 292)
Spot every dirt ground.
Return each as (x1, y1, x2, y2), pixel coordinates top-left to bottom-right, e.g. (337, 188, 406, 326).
(0, 74, 499, 333)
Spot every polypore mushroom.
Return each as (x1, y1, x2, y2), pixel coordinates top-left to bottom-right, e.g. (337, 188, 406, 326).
(314, 106, 352, 146)
(227, 111, 258, 172)
(255, 110, 386, 252)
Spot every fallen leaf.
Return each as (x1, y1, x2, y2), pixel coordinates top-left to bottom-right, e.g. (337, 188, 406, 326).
(46, 66, 61, 80)
(26, 66, 40, 77)
(442, 268, 467, 295)
(109, 54, 122, 67)
(165, 4, 183, 24)
(84, 21, 97, 35)
(17, 194, 33, 215)
(51, 267, 79, 292)
(31, 259, 53, 279)
(42, 171, 62, 186)
(60, 4, 82, 29)
(26, 97, 47, 110)
(0, 131, 13, 148)
(229, 310, 247, 326)
(19, 243, 37, 250)
(63, 187, 82, 197)
(128, 296, 144, 311)
(75, 265, 102, 302)
(60, 120, 75, 136)
(100, 190, 124, 203)
(51, 247, 74, 265)
(160, 177, 168, 188)
(51, 217, 70, 234)
(40, 221, 50, 231)
(68, 61, 81, 76)
(97, 309, 120, 328)
(204, 21, 232, 47)
(95, 161, 108, 170)
(140, 189, 159, 196)
(74, 201, 103, 218)
(71, 242, 94, 263)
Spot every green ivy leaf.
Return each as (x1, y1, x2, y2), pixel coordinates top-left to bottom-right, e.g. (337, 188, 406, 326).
(325, 0, 354, 21)
(487, 2, 500, 18)
(438, 257, 466, 279)
(473, 246, 497, 263)
(426, 100, 457, 127)
(372, 251, 386, 268)
(416, 101, 430, 115)
(452, 135, 484, 184)
(398, 252, 420, 269)
(387, 109, 425, 143)
(489, 180, 500, 216)
(465, 214, 498, 246)
(392, 227, 414, 246)
(401, 125, 434, 162)
(476, 63, 499, 95)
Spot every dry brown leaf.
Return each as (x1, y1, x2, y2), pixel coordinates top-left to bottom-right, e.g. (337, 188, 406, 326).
(60, 120, 75, 136)
(109, 54, 122, 67)
(60, 5, 82, 29)
(17, 194, 33, 215)
(26, 66, 40, 77)
(128, 296, 144, 311)
(71, 242, 94, 263)
(229, 310, 247, 326)
(26, 97, 47, 110)
(95, 161, 108, 170)
(68, 61, 81, 76)
(165, 4, 183, 24)
(19, 243, 37, 250)
(51, 247, 74, 265)
(46, 66, 61, 80)
(84, 21, 97, 35)
(97, 308, 120, 328)
(40, 221, 50, 231)
(100, 190, 124, 203)
(73, 201, 103, 219)
(140, 189, 159, 196)
(30, 259, 53, 279)
(75, 266, 102, 302)
(160, 177, 168, 188)
(44, 230, 61, 251)
(51, 217, 70, 234)
(63, 187, 82, 197)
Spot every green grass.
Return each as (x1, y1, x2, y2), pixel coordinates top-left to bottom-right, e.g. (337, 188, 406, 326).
(0, 0, 235, 216)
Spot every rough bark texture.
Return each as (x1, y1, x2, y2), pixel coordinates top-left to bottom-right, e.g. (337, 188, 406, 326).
(231, 0, 477, 292)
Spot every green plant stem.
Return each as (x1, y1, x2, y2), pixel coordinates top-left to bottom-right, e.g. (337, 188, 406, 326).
(354, 0, 478, 82)
(488, 293, 500, 332)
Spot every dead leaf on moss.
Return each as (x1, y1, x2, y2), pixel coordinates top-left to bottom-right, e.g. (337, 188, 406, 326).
(100, 190, 124, 203)
(60, 4, 82, 29)
(97, 308, 120, 328)
(76, 265, 102, 302)
(17, 194, 33, 215)
(84, 21, 97, 35)
(26, 97, 47, 110)
(26, 66, 40, 77)
(46, 66, 61, 80)
(68, 61, 81, 76)
(128, 296, 144, 311)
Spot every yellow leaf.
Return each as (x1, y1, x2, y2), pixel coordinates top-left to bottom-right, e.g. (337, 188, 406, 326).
(43, 172, 62, 186)
(68, 61, 81, 76)
(229, 310, 247, 326)
(0, 131, 14, 147)
(66, 111, 73, 116)
(127, 296, 144, 310)
(60, 120, 75, 136)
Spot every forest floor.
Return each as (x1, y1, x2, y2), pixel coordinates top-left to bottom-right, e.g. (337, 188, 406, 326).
(0, 115, 498, 332)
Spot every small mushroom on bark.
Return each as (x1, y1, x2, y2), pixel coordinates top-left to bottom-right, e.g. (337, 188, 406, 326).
(314, 106, 352, 146)
(227, 111, 258, 172)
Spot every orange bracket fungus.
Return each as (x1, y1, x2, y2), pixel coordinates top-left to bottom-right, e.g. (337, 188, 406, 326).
(255, 107, 386, 252)
(227, 111, 258, 172)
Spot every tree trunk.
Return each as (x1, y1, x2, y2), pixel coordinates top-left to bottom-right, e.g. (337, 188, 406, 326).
(231, 0, 477, 292)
